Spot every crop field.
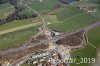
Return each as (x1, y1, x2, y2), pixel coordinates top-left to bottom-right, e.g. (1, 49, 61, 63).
(44, 15, 59, 24)
(47, 13, 98, 32)
(0, 3, 15, 19)
(71, 44, 96, 66)
(21, 0, 59, 11)
(87, 26, 100, 47)
(0, 18, 35, 31)
(0, 27, 37, 50)
(70, 26, 100, 66)
(53, 7, 83, 21)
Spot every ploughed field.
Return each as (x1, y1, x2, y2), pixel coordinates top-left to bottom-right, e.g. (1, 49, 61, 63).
(56, 30, 84, 46)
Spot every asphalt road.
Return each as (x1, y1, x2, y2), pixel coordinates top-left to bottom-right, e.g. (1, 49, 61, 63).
(0, 21, 100, 56)
(10, 21, 100, 66)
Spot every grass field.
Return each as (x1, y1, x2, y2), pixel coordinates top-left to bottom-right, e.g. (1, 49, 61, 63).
(87, 26, 100, 48)
(70, 26, 100, 66)
(44, 15, 59, 24)
(47, 13, 98, 32)
(0, 22, 40, 35)
(70, 44, 96, 66)
(0, 27, 37, 50)
(53, 7, 83, 21)
(0, 3, 15, 19)
(0, 19, 33, 31)
(22, 0, 59, 11)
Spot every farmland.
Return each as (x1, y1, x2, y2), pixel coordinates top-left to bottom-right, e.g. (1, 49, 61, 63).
(21, 0, 59, 11)
(0, 19, 33, 31)
(47, 12, 98, 32)
(0, 3, 15, 19)
(53, 7, 83, 21)
(71, 44, 96, 66)
(44, 15, 59, 24)
(87, 26, 100, 47)
(70, 26, 100, 66)
(0, 27, 37, 50)
(0, 0, 100, 66)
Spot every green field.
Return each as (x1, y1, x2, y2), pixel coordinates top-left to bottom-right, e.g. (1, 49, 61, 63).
(70, 26, 100, 66)
(88, 26, 100, 47)
(22, 0, 59, 11)
(44, 15, 59, 24)
(0, 19, 34, 31)
(0, 3, 15, 19)
(53, 7, 83, 21)
(0, 27, 37, 50)
(71, 44, 96, 66)
(47, 13, 98, 32)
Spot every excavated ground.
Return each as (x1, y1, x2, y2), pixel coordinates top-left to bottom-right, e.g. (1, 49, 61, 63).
(0, 30, 85, 63)
(0, 44, 49, 63)
(56, 30, 85, 46)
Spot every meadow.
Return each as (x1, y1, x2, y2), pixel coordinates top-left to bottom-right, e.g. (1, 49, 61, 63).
(0, 27, 37, 50)
(0, 3, 15, 19)
(0, 19, 33, 31)
(21, 0, 59, 11)
(47, 13, 98, 32)
(70, 26, 100, 66)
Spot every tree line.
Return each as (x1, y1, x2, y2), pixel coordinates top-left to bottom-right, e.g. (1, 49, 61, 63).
(0, 0, 37, 25)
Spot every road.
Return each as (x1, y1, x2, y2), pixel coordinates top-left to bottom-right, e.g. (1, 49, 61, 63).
(1, 1, 99, 65)
(19, 0, 46, 27)
(0, 21, 100, 56)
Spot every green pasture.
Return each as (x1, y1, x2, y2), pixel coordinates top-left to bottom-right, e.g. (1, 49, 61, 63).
(0, 27, 37, 50)
(70, 26, 100, 66)
(71, 44, 96, 66)
(22, 0, 59, 11)
(44, 15, 59, 24)
(53, 7, 83, 21)
(0, 3, 15, 19)
(87, 26, 100, 47)
(0, 19, 33, 31)
(47, 13, 98, 32)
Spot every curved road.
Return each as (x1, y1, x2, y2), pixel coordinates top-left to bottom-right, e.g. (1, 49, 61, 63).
(0, 21, 100, 56)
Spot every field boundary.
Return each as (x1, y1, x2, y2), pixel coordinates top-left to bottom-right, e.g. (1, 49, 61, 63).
(0, 22, 40, 35)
